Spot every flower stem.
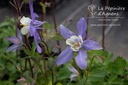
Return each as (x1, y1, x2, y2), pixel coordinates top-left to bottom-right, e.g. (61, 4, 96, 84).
(85, 0, 93, 40)
(102, 0, 109, 50)
(51, 0, 61, 53)
(28, 58, 34, 78)
(42, 44, 48, 82)
(84, 56, 96, 85)
(15, 0, 34, 78)
(73, 58, 82, 79)
(51, 69, 54, 85)
(15, 0, 21, 16)
(34, 58, 49, 84)
(34, 59, 44, 76)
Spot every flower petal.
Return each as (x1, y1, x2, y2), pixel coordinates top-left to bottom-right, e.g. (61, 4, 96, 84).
(6, 44, 19, 52)
(56, 46, 74, 65)
(30, 22, 36, 36)
(21, 26, 30, 35)
(68, 66, 78, 74)
(83, 39, 102, 50)
(7, 37, 20, 44)
(29, 0, 38, 21)
(36, 44, 42, 53)
(70, 73, 78, 82)
(34, 33, 42, 53)
(60, 25, 75, 39)
(78, 35, 83, 44)
(77, 17, 86, 39)
(33, 20, 45, 27)
(17, 29, 22, 41)
(75, 50, 87, 69)
(66, 36, 78, 46)
(20, 16, 31, 25)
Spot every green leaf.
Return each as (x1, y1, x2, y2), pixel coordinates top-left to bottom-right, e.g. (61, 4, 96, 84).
(22, 47, 32, 56)
(89, 69, 108, 78)
(107, 57, 126, 75)
(51, 33, 64, 41)
(108, 78, 124, 85)
(48, 58, 55, 70)
(57, 66, 71, 80)
(87, 76, 103, 82)
(108, 74, 118, 82)
(77, 77, 86, 85)
(56, 82, 63, 85)
(0, 81, 8, 85)
(103, 53, 113, 66)
(43, 22, 54, 30)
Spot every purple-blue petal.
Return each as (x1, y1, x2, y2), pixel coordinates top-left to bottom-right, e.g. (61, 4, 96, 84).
(77, 17, 86, 39)
(56, 46, 74, 65)
(6, 44, 19, 52)
(70, 74, 78, 82)
(75, 50, 87, 69)
(7, 37, 20, 44)
(36, 44, 42, 53)
(29, 0, 38, 21)
(83, 39, 102, 50)
(60, 25, 75, 39)
(16, 29, 22, 41)
(33, 20, 45, 27)
(30, 22, 36, 36)
(34, 33, 42, 53)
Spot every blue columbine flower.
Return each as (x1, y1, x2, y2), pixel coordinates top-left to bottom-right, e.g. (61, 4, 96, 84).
(20, 0, 45, 53)
(56, 17, 102, 69)
(68, 66, 79, 82)
(29, 0, 45, 53)
(6, 29, 23, 52)
(29, 0, 45, 37)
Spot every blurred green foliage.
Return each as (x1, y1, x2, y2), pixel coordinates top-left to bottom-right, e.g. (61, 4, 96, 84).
(0, 17, 128, 85)
(0, 17, 19, 85)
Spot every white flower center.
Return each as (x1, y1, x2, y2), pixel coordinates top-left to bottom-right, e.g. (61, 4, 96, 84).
(20, 16, 31, 35)
(66, 35, 83, 51)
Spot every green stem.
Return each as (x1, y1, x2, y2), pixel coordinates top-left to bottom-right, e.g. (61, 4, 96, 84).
(84, 56, 96, 85)
(34, 59, 44, 76)
(42, 45, 48, 80)
(51, 69, 54, 85)
(34, 58, 49, 84)
(28, 58, 34, 78)
(73, 58, 82, 79)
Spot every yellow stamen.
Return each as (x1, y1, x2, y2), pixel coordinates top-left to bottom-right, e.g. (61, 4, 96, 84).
(20, 24, 29, 27)
(73, 42, 80, 49)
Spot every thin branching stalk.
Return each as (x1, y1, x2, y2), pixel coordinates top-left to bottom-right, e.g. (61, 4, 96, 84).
(51, 0, 61, 53)
(51, 69, 54, 85)
(15, 0, 21, 62)
(42, 45, 48, 80)
(41, 0, 46, 21)
(15, 0, 34, 78)
(28, 58, 34, 78)
(23, 2, 27, 16)
(34, 59, 45, 77)
(15, 0, 21, 16)
(102, 0, 109, 50)
(85, 0, 93, 40)
(85, 15, 89, 40)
